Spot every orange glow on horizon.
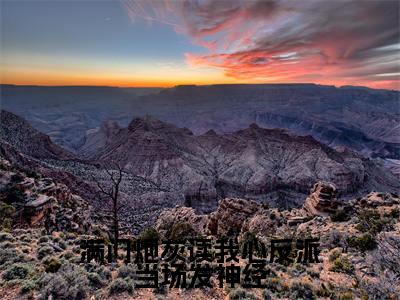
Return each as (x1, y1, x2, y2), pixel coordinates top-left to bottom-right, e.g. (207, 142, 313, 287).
(2, 78, 399, 90)
(1, 63, 398, 90)
(1, 77, 182, 88)
(0, 68, 238, 88)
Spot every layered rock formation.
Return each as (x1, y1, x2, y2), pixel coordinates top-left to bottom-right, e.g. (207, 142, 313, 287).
(155, 184, 400, 243)
(303, 182, 340, 216)
(84, 116, 399, 212)
(78, 120, 121, 159)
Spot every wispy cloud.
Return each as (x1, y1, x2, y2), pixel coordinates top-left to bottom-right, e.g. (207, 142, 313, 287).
(122, 0, 400, 89)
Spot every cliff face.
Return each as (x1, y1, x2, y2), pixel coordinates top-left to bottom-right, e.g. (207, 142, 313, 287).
(155, 186, 400, 240)
(83, 116, 399, 212)
(0, 110, 74, 160)
(78, 120, 121, 159)
(0, 156, 95, 233)
(0, 111, 102, 207)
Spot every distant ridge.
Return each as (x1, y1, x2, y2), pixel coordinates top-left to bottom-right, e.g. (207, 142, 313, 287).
(1, 82, 397, 92)
(2, 83, 399, 158)
(0, 110, 75, 160)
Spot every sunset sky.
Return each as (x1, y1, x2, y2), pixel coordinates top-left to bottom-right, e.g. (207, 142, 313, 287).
(1, 0, 399, 89)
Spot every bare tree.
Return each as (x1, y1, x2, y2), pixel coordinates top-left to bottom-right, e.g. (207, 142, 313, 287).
(197, 181, 204, 200)
(91, 161, 123, 261)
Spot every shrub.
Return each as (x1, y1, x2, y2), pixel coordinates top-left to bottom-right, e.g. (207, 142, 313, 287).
(307, 269, 320, 278)
(0, 248, 25, 267)
(91, 226, 109, 241)
(0, 232, 14, 243)
(0, 241, 15, 249)
(98, 266, 112, 281)
(356, 209, 390, 235)
(347, 233, 376, 252)
(60, 250, 75, 261)
(0, 202, 15, 231)
(388, 208, 399, 219)
(49, 236, 67, 250)
(117, 264, 137, 279)
(66, 232, 77, 240)
(37, 245, 55, 260)
(137, 227, 160, 241)
(42, 256, 62, 273)
(72, 245, 81, 254)
(38, 236, 50, 244)
(3, 263, 32, 281)
(20, 279, 38, 294)
(265, 277, 283, 293)
(228, 288, 258, 300)
(315, 284, 332, 297)
(57, 240, 67, 250)
(4, 186, 25, 203)
(167, 222, 197, 241)
(23, 169, 40, 179)
(289, 281, 315, 299)
(13, 228, 28, 234)
(87, 272, 105, 288)
(19, 234, 32, 243)
(329, 250, 341, 262)
(39, 263, 88, 300)
(0, 218, 13, 232)
(84, 262, 111, 281)
(10, 173, 24, 183)
(109, 278, 134, 295)
(331, 209, 351, 222)
(329, 255, 354, 274)
(326, 230, 346, 249)
(356, 233, 400, 298)
(338, 291, 353, 300)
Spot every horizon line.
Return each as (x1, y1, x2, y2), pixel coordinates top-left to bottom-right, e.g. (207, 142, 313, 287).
(1, 82, 398, 92)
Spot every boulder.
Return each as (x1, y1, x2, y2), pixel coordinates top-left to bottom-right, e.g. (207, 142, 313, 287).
(207, 198, 260, 236)
(241, 209, 283, 237)
(154, 206, 208, 239)
(303, 182, 339, 216)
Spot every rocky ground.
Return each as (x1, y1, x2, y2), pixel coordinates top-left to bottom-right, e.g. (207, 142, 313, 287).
(0, 175, 399, 299)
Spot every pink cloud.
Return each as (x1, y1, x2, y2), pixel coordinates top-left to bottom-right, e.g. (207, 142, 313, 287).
(123, 0, 400, 89)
